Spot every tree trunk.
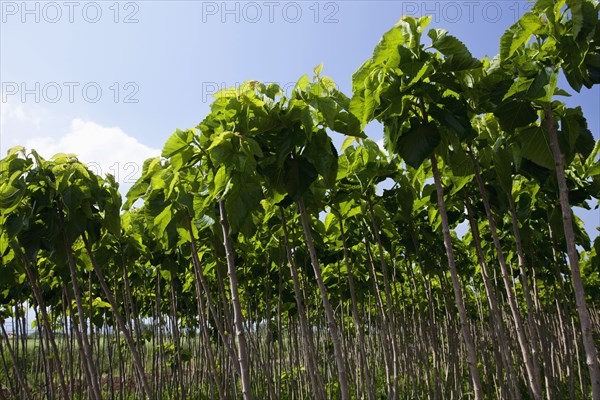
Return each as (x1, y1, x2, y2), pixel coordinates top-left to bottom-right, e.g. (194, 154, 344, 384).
(187, 221, 225, 399)
(366, 195, 399, 398)
(430, 154, 484, 400)
(507, 191, 547, 396)
(18, 253, 68, 399)
(545, 108, 600, 399)
(61, 225, 102, 400)
(279, 206, 326, 399)
(82, 233, 152, 399)
(297, 197, 350, 400)
(464, 194, 522, 400)
(0, 322, 32, 400)
(335, 209, 376, 400)
(468, 149, 543, 399)
(185, 213, 240, 377)
(218, 200, 253, 400)
(363, 233, 394, 393)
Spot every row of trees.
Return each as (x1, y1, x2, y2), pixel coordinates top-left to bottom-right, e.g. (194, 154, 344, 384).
(1, 0, 599, 398)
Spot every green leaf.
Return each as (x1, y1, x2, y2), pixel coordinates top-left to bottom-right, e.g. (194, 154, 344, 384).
(283, 157, 319, 201)
(341, 136, 357, 151)
(504, 66, 557, 104)
(585, 139, 600, 169)
(224, 175, 262, 234)
(493, 99, 538, 132)
(395, 122, 441, 168)
(303, 131, 338, 187)
(349, 78, 380, 129)
(517, 126, 554, 170)
(578, 0, 599, 42)
(6, 146, 25, 157)
(194, 214, 216, 231)
(104, 201, 121, 236)
(0, 182, 25, 213)
(585, 54, 600, 86)
(493, 149, 514, 192)
(573, 213, 591, 251)
(500, 13, 543, 60)
(92, 297, 111, 309)
(293, 75, 311, 95)
(213, 166, 230, 198)
(313, 63, 323, 78)
(208, 131, 236, 165)
(449, 175, 473, 196)
(574, 128, 595, 161)
(371, 25, 408, 67)
(536, 67, 558, 103)
(123, 179, 149, 210)
(566, 0, 583, 38)
(448, 147, 473, 177)
(124, 157, 162, 209)
(428, 29, 481, 71)
(154, 204, 174, 237)
(50, 153, 78, 163)
(396, 15, 430, 52)
(245, 138, 263, 158)
(207, 131, 235, 151)
(324, 212, 337, 234)
(558, 36, 585, 92)
(428, 100, 474, 140)
(5, 214, 27, 238)
(166, 131, 196, 171)
(162, 129, 192, 158)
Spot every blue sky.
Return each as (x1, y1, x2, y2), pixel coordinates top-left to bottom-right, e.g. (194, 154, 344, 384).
(1, 0, 598, 237)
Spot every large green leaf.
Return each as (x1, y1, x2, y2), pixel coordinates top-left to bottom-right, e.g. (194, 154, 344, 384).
(566, 0, 584, 38)
(428, 99, 475, 140)
(428, 29, 481, 71)
(194, 214, 216, 232)
(212, 166, 230, 198)
(283, 156, 318, 200)
(370, 25, 407, 67)
(163, 129, 191, 157)
(302, 131, 338, 187)
(574, 128, 595, 162)
(493, 99, 538, 132)
(493, 149, 514, 192)
(224, 175, 262, 234)
(162, 129, 196, 170)
(350, 68, 385, 128)
(0, 181, 25, 213)
(504, 66, 558, 104)
(395, 122, 441, 168)
(500, 13, 544, 60)
(18, 223, 44, 262)
(207, 131, 236, 165)
(558, 36, 585, 92)
(4, 214, 27, 238)
(104, 199, 121, 236)
(447, 146, 473, 177)
(517, 126, 554, 170)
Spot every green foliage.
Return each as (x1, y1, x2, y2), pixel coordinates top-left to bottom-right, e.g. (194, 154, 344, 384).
(1, 2, 599, 398)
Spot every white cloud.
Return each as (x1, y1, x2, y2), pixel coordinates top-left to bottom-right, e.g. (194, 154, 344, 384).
(1, 101, 42, 130)
(1, 100, 65, 152)
(1, 102, 25, 127)
(25, 119, 160, 192)
(1, 99, 159, 195)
